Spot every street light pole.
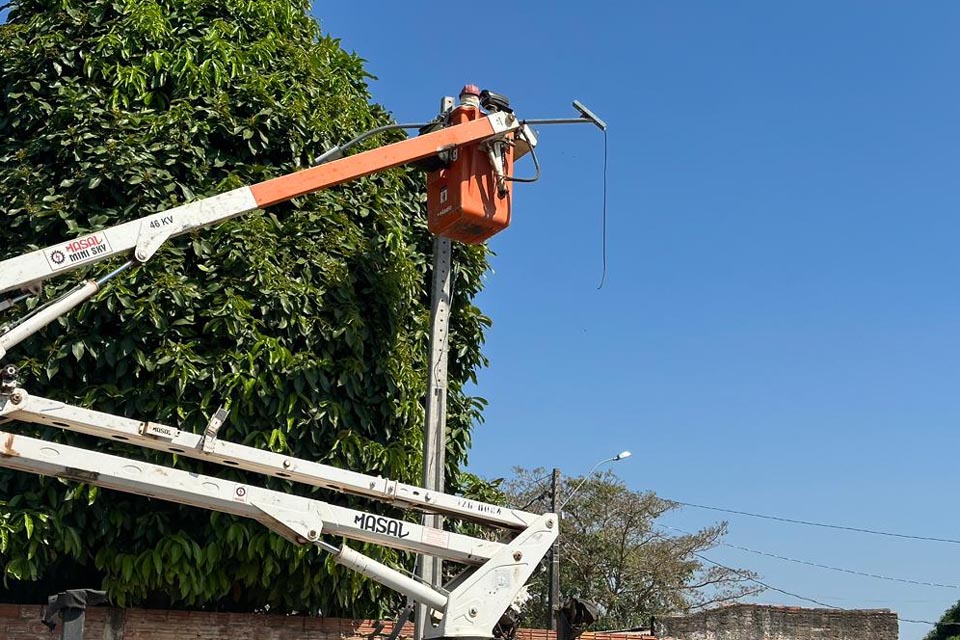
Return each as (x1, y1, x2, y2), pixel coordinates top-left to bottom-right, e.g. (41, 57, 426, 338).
(553, 450, 632, 640)
(547, 467, 560, 631)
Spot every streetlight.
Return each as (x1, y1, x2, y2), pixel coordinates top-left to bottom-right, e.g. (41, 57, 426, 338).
(558, 450, 632, 512)
(548, 450, 632, 633)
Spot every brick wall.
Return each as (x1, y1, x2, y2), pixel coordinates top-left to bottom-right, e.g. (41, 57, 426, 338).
(659, 603, 898, 640)
(0, 604, 655, 640)
(3, 601, 898, 640)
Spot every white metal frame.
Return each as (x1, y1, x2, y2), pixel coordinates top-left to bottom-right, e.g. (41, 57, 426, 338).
(0, 428, 504, 564)
(0, 380, 560, 640)
(0, 425, 557, 640)
(0, 389, 537, 530)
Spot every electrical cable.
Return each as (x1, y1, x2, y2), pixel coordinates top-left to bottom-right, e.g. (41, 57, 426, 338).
(503, 126, 541, 183)
(720, 540, 960, 590)
(518, 490, 549, 511)
(668, 499, 960, 545)
(658, 524, 959, 590)
(530, 470, 554, 485)
(509, 471, 555, 511)
(316, 122, 435, 164)
(694, 553, 938, 625)
(693, 552, 843, 610)
(519, 118, 608, 288)
(651, 529, 938, 626)
(597, 128, 608, 289)
(339, 122, 435, 154)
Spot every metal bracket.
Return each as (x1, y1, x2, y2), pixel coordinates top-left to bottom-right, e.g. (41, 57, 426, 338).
(572, 100, 607, 131)
(513, 124, 538, 161)
(200, 405, 228, 453)
(1, 365, 19, 396)
(428, 514, 557, 640)
(133, 219, 176, 263)
(252, 501, 324, 545)
(484, 141, 508, 197)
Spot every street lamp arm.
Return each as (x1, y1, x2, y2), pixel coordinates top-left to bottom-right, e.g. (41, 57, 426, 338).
(558, 450, 632, 512)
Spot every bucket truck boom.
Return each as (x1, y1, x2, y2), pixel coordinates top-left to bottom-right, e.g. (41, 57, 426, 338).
(0, 86, 605, 639)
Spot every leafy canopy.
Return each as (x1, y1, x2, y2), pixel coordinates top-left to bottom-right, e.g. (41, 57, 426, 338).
(925, 601, 960, 640)
(0, 0, 492, 616)
(503, 469, 761, 630)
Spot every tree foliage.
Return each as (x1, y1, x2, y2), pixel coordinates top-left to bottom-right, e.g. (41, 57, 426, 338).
(925, 601, 960, 640)
(0, 0, 492, 616)
(503, 469, 761, 630)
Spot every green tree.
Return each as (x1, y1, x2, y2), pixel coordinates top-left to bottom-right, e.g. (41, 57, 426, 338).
(0, 0, 492, 616)
(503, 468, 761, 630)
(925, 601, 960, 640)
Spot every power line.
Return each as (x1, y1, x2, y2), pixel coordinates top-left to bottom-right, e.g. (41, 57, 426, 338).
(722, 539, 960, 590)
(694, 552, 842, 609)
(693, 552, 937, 626)
(647, 530, 835, 609)
(668, 499, 960, 545)
(512, 471, 555, 511)
(652, 529, 941, 626)
(659, 524, 959, 589)
(519, 489, 549, 511)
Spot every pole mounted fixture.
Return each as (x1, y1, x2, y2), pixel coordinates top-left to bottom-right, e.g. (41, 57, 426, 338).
(522, 100, 608, 130)
(572, 100, 607, 130)
(559, 450, 633, 512)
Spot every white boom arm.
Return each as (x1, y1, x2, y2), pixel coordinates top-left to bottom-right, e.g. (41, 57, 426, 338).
(0, 372, 557, 640)
(0, 112, 519, 297)
(0, 388, 538, 530)
(0, 428, 503, 564)
(0, 110, 522, 360)
(0, 426, 557, 640)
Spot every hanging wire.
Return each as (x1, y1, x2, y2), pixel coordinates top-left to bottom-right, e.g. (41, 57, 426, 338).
(651, 529, 939, 625)
(503, 127, 541, 184)
(597, 128, 608, 289)
(667, 498, 960, 545)
(658, 524, 960, 590)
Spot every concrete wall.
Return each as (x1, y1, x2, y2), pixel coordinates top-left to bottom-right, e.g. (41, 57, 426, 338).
(0, 604, 655, 640)
(659, 604, 898, 640)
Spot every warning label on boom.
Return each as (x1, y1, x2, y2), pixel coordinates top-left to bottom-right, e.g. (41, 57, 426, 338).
(44, 233, 113, 271)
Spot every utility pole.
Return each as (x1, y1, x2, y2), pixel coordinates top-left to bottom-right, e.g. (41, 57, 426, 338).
(415, 235, 453, 640)
(547, 467, 561, 631)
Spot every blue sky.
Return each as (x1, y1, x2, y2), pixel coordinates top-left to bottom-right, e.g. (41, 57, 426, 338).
(315, 3, 960, 638)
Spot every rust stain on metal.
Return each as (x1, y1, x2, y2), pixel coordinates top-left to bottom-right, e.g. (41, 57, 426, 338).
(60, 467, 100, 483)
(1, 433, 17, 458)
